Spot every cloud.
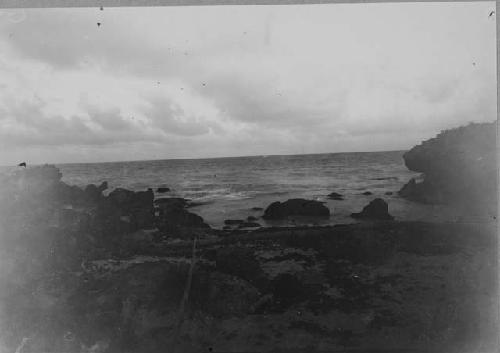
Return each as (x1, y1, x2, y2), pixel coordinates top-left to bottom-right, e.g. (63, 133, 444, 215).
(0, 2, 496, 165)
(83, 103, 135, 131)
(143, 95, 212, 137)
(0, 96, 166, 147)
(198, 74, 325, 127)
(0, 8, 184, 75)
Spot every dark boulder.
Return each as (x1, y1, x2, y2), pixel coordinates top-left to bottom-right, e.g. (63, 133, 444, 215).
(155, 197, 210, 237)
(107, 188, 135, 205)
(247, 216, 258, 222)
(327, 192, 344, 200)
(155, 197, 189, 209)
(156, 207, 209, 234)
(351, 198, 394, 220)
(263, 199, 330, 220)
(362, 191, 373, 196)
(251, 207, 263, 211)
(84, 184, 104, 203)
(134, 190, 155, 207)
(263, 202, 283, 219)
(224, 219, 244, 225)
(157, 187, 170, 193)
(385, 191, 393, 196)
(238, 222, 261, 228)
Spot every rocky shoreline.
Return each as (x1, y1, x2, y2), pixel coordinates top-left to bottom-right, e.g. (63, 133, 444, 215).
(0, 122, 497, 353)
(0, 164, 497, 353)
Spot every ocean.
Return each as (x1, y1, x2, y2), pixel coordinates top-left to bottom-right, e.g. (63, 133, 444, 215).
(43, 150, 467, 228)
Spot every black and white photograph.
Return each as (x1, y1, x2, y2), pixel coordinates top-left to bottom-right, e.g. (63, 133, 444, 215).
(0, 1, 497, 352)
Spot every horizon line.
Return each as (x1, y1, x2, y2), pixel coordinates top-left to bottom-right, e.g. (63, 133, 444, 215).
(1, 148, 408, 168)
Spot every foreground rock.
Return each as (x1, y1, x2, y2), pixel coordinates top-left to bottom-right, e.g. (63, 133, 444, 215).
(399, 121, 497, 212)
(351, 198, 394, 220)
(263, 199, 330, 220)
(1, 219, 496, 353)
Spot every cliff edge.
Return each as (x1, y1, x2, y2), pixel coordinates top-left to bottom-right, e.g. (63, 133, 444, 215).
(399, 121, 498, 213)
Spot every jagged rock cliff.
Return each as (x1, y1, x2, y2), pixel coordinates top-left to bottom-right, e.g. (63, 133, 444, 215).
(0, 165, 211, 266)
(399, 121, 498, 211)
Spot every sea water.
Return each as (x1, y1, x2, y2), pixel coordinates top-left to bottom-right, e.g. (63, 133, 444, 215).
(49, 151, 469, 228)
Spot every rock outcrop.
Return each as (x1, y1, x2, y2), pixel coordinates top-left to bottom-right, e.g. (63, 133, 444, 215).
(155, 197, 210, 236)
(107, 188, 155, 230)
(351, 198, 394, 220)
(262, 198, 330, 220)
(0, 165, 210, 252)
(399, 121, 497, 210)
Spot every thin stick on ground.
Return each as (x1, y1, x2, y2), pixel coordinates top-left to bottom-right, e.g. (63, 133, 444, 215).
(172, 235, 197, 350)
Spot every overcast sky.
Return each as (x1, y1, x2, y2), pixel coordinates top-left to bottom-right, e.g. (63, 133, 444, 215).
(0, 2, 496, 165)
